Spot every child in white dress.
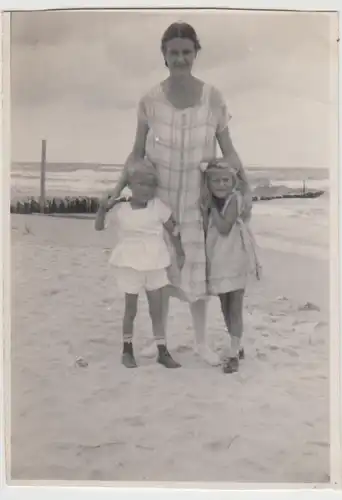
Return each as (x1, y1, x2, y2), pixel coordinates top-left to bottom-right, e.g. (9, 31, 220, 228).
(95, 159, 184, 369)
(201, 159, 262, 374)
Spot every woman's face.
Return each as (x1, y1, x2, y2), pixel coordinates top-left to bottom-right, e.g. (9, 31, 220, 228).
(163, 38, 197, 75)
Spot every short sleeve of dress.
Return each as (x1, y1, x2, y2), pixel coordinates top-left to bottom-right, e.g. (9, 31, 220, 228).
(154, 198, 172, 223)
(211, 87, 232, 134)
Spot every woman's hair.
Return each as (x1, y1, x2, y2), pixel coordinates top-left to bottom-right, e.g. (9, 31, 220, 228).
(161, 22, 201, 66)
(127, 158, 158, 184)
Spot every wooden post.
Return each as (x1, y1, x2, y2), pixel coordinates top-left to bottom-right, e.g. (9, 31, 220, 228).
(40, 139, 47, 213)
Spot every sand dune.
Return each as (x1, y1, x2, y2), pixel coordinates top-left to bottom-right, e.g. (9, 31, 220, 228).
(10, 206, 329, 484)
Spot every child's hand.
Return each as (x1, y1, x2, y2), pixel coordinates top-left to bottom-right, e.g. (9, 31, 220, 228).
(102, 195, 130, 212)
(176, 251, 185, 270)
(95, 205, 107, 231)
(99, 193, 111, 210)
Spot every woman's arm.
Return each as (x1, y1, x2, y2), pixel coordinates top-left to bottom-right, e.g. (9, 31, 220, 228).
(216, 127, 250, 195)
(210, 193, 238, 236)
(163, 216, 185, 269)
(101, 109, 149, 209)
(216, 127, 253, 221)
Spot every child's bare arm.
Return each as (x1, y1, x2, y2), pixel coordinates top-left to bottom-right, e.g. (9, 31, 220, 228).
(95, 205, 106, 231)
(211, 194, 238, 236)
(95, 197, 128, 231)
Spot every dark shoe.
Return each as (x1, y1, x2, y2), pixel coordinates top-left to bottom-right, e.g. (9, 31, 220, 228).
(157, 345, 181, 369)
(238, 347, 245, 360)
(122, 342, 137, 368)
(122, 352, 137, 368)
(223, 356, 239, 374)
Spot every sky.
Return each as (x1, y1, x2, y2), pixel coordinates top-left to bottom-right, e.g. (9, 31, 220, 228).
(10, 10, 338, 167)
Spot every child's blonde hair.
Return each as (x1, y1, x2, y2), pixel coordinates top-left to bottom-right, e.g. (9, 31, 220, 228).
(127, 158, 158, 183)
(201, 158, 238, 188)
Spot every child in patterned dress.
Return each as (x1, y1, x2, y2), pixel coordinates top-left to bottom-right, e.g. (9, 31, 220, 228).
(201, 159, 262, 374)
(95, 159, 184, 369)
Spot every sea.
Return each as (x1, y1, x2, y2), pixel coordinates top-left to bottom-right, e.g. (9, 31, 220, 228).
(10, 161, 330, 261)
(10, 162, 329, 200)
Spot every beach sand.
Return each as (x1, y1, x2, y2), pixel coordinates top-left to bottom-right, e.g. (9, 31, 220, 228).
(10, 203, 329, 484)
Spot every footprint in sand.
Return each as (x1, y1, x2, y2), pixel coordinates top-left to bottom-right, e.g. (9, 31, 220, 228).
(308, 440, 329, 448)
(268, 345, 279, 351)
(135, 444, 155, 451)
(183, 414, 200, 421)
(124, 416, 146, 428)
(281, 347, 299, 358)
(256, 350, 268, 360)
(75, 357, 88, 368)
(174, 345, 192, 354)
(314, 321, 328, 330)
(255, 324, 265, 331)
(203, 435, 239, 451)
(298, 302, 320, 312)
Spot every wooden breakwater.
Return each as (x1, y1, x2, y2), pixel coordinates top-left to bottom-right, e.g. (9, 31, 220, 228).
(10, 190, 325, 215)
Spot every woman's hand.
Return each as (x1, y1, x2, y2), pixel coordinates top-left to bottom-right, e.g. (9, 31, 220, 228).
(199, 181, 212, 213)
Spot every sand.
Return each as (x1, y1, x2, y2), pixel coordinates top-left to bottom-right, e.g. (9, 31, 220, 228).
(10, 205, 329, 484)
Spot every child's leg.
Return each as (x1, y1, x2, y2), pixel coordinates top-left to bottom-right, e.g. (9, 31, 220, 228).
(122, 293, 139, 368)
(228, 289, 244, 356)
(140, 286, 170, 358)
(219, 293, 232, 333)
(146, 287, 181, 368)
(220, 289, 245, 374)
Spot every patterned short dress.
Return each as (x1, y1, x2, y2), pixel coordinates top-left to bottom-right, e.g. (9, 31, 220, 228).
(206, 192, 262, 295)
(138, 82, 232, 302)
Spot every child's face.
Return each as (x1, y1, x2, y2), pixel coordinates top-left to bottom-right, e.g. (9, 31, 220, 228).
(129, 173, 157, 203)
(207, 169, 236, 198)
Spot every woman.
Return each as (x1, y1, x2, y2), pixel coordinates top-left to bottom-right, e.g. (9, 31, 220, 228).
(100, 22, 252, 366)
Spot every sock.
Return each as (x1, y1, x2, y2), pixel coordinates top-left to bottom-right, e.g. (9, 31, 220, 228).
(157, 343, 168, 355)
(230, 336, 241, 358)
(155, 338, 166, 346)
(123, 341, 133, 355)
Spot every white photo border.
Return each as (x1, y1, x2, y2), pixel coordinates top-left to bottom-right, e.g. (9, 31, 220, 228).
(0, 1, 341, 499)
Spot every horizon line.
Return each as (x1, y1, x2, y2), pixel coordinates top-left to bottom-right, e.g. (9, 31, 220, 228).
(10, 161, 329, 170)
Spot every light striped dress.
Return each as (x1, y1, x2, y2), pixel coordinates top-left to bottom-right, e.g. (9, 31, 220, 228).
(138, 82, 232, 302)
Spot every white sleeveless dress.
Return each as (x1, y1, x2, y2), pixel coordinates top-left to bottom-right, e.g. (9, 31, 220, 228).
(206, 192, 261, 295)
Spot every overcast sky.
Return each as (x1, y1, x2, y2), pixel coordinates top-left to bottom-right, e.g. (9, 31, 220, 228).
(10, 10, 337, 167)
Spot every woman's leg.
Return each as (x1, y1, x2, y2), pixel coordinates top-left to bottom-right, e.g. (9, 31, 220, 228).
(122, 293, 139, 368)
(146, 287, 180, 368)
(190, 299, 220, 366)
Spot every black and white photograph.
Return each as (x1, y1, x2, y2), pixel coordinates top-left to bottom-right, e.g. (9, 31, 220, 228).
(7, 8, 337, 486)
